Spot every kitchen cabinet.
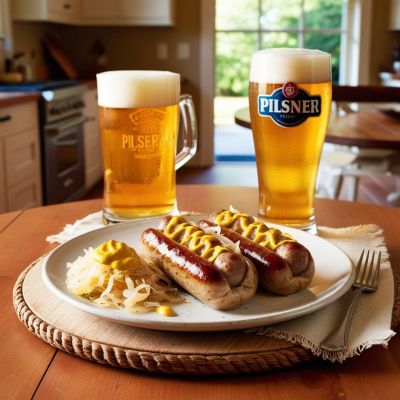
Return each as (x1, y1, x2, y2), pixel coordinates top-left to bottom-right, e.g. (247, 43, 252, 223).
(0, 101, 42, 212)
(0, 0, 11, 38)
(390, 0, 400, 30)
(82, 0, 175, 26)
(83, 87, 102, 190)
(13, 0, 81, 24)
(13, 0, 175, 26)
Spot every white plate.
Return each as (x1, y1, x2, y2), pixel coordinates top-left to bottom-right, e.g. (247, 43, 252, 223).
(42, 215, 354, 332)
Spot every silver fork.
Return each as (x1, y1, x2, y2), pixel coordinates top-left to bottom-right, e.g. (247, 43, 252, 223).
(320, 250, 381, 352)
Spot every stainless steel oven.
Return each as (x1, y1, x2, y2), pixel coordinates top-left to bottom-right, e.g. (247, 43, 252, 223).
(39, 84, 88, 204)
(0, 81, 88, 205)
(43, 114, 86, 204)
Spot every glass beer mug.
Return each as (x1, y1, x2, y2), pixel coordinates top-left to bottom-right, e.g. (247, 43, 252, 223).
(96, 70, 197, 223)
(249, 48, 332, 234)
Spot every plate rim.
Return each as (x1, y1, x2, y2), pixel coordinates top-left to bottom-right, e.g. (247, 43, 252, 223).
(42, 214, 355, 332)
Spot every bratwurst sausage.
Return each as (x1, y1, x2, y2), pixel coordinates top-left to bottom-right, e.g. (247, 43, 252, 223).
(199, 220, 313, 295)
(205, 209, 315, 294)
(140, 216, 258, 310)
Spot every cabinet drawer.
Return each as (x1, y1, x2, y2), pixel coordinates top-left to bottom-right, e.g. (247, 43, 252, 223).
(7, 176, 41, 211)
(4, 128, 40, 187)
(0, 102, 38, 139)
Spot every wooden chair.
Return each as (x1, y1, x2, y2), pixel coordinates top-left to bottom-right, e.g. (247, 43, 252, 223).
(319, 85, 400, 201)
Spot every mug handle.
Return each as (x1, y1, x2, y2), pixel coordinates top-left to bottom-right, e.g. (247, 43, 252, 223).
(176, 94, 198, 170)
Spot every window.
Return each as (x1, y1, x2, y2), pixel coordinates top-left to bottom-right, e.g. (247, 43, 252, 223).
(216, 0, 347, 97)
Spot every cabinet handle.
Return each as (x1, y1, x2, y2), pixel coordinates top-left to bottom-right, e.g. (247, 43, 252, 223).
(0, 115, 11, 123)
(63, 3, 71, 10)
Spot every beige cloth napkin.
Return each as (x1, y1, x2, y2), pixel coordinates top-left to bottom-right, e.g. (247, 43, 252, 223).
(46, 214, 396, 362)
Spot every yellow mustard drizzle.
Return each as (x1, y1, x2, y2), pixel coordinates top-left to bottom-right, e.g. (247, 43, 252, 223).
(214, 210, 295, 251)
(93, 240, 141, 270)
(164, 216, 228, 262)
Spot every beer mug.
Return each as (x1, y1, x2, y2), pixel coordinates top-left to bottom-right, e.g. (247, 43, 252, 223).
(96, 70, 197, 223)
(249, 48, 332, 233)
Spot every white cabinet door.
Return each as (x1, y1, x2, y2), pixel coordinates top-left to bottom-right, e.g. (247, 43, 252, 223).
(82, 0, 175, 26)
(48, 0, 81, 23)
(6, 176, 41, 211)
(4, 128, 39, 187)
(391, 0, 400, 30)
(0, 0, 12, 39)
(82, 0, 117, 19)
(14, 0, 174, 26)
(119, 0, 174, 25)
(3, 127, 42, 210)
(0, 100, 42, 212)
(13, 0, 80, 24)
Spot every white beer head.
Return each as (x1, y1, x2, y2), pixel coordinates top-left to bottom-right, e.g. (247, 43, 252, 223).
(250, 48, 331, 84)
(96, 70, 180, 108)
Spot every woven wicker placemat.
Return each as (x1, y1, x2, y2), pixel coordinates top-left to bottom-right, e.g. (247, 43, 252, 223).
(13, 257, 400, 375)
(13, 258, 316, 375)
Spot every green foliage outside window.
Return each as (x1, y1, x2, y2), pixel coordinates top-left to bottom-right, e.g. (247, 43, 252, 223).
(216, 0, 344, 96)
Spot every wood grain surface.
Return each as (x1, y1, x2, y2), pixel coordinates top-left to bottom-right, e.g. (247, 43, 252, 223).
(2, 186, 400, 400)
(326, 109, 400, 150)
(234, 106, 400, 150)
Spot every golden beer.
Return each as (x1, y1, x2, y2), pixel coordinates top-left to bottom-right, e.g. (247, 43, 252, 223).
(249, 49, 332, 232)
(97, 71, 196, 223)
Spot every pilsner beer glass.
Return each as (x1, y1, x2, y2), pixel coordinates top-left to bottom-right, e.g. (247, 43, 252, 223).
(96, 70, 197, 223)
(249, 48, 332, 233)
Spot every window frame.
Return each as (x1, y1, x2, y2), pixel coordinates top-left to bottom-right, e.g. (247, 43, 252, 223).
(216, 0, 348, 84)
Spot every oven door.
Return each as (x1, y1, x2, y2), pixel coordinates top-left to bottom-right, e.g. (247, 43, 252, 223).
(43, 115, 86, 205)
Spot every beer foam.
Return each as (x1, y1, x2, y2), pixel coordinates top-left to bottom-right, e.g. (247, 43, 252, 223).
(250, 48, 331, 84)
(96, 70, 180, 108)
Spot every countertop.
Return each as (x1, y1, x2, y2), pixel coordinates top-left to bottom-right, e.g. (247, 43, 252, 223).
(0, 80, 97, 109)
(0, 92, 41, 108)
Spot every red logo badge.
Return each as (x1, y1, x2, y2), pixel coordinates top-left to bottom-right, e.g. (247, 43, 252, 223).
(283, 82, 298, 99)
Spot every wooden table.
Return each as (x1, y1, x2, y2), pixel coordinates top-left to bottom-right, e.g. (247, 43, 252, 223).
(2, 185, 400, 399)
(234, 107, 400, 150)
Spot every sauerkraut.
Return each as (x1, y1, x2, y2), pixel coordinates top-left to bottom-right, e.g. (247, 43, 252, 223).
(66, 240, 182, 314)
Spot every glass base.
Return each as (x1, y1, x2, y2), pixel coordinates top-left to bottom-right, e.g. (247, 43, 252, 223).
(258, 211, 318, 235)
(103, 205, 178, 224)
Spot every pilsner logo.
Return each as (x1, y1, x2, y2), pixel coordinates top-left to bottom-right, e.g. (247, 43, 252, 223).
(258, 82, 321, 128)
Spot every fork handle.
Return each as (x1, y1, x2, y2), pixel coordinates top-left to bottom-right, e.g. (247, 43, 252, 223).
(320, 287, 363, 352)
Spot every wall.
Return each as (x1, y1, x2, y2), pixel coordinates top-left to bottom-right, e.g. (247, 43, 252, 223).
(12, 0, 200, 85)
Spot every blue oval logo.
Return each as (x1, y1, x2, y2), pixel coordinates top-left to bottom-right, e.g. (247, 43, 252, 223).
(258, 83, 321, 128)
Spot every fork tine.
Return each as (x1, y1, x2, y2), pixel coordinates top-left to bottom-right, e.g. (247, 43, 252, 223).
(354, 249, 365, 282)
(373, 251, 382, 288)
(365, 251, 376, 285)
(359, 250, 370, 285)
